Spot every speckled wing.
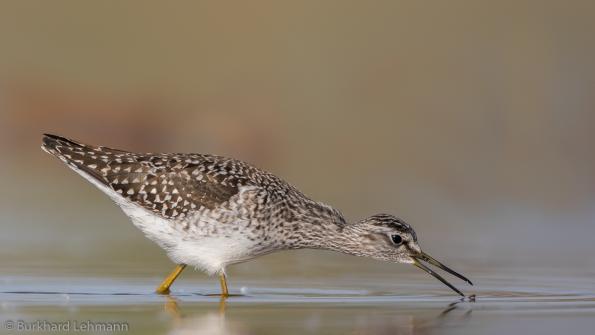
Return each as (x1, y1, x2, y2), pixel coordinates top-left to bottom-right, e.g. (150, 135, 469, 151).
(42, 134, 249, 219)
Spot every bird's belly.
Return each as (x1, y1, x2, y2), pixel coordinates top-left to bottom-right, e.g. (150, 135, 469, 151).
(121, 206, 260, 273)
(119, 202, 264, 274)
(169, 234, 261, 275)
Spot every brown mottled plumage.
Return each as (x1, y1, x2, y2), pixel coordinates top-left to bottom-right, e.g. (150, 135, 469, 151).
(42, 134, 296, 219)
(41, 134, 472, 297)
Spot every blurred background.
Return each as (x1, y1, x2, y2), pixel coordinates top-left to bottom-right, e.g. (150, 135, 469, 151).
(1, 0, 594, 283)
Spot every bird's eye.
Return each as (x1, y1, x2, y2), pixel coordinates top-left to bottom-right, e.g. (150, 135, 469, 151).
(391, 234, 403, 245)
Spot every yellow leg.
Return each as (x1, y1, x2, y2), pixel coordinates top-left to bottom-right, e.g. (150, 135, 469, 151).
(219, 273, 229, 297)
(156, 264, 187, 294)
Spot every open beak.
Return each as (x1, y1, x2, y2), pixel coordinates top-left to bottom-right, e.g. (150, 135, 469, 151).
(412, 251, 472, 297)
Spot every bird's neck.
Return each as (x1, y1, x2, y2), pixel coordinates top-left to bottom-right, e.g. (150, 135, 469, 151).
(280, 200, 359, 254)
(318, 223, 366, 257)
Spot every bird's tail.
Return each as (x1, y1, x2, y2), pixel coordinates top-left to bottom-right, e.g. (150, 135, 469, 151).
(41, 133, 133, 183)
(42, 133, 129, 159)
(41, 133, 106, 177)
(41, 133, 87, 157)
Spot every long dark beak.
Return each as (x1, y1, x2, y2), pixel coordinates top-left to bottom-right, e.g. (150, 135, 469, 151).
(412, 252, 472, 297)
(418, 252, 473, 285)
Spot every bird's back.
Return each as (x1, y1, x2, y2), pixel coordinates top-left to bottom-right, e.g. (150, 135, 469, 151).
(41, 134, 298, 221)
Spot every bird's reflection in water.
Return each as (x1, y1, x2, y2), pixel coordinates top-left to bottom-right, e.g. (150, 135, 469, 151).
(163, 296, 473, 335)
(418, 298, 473, 333)
(344, 300, 472, 335)
(436, 299, 473, 323)
(165, 296, 250, 335)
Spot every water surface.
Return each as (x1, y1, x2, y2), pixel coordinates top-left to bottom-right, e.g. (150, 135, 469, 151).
(2, 270, 594, 335)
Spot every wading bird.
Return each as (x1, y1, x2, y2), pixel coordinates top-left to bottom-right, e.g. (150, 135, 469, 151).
(42, 134, 472, 297)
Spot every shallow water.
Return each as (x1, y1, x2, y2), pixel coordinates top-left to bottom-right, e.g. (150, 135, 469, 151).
(2, 271, 595, 335)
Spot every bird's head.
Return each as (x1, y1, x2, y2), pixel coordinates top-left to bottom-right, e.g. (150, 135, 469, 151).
(337, 213, 473, 296)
